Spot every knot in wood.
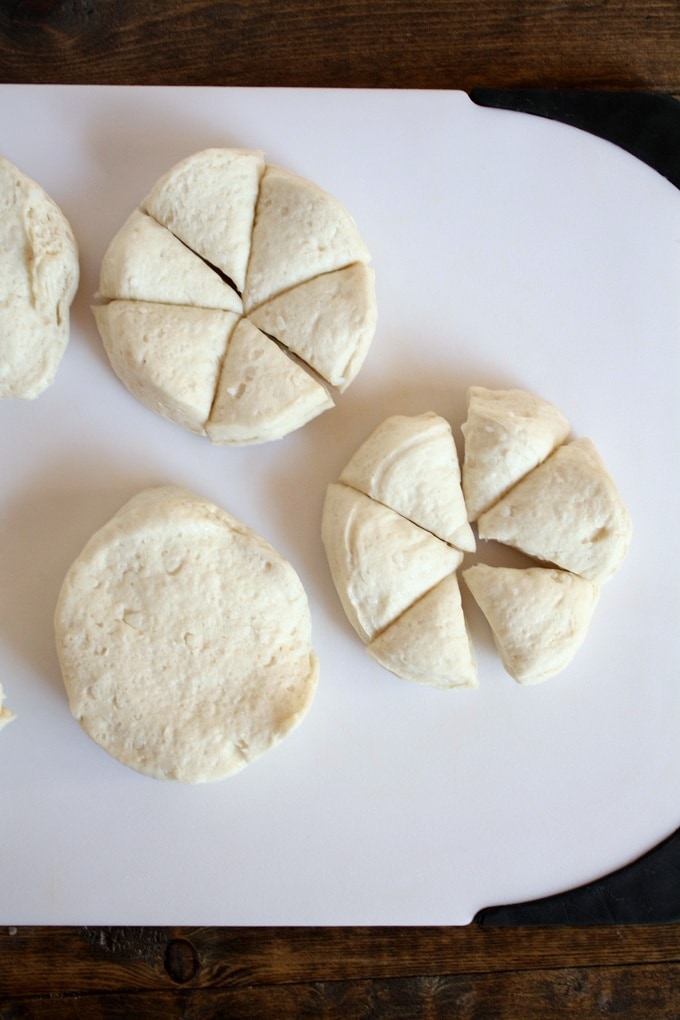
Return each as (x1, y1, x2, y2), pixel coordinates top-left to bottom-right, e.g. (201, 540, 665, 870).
(164, 937, 199, 983)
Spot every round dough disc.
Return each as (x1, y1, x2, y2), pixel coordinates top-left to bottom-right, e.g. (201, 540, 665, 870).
(54, 486, 319, 783)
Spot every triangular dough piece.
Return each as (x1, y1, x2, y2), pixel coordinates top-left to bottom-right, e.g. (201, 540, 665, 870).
(0, 157, 79, 399)
(321, 483, 463, 643)
(248, 263, 376, 391)
(477, 438, 632, 584)
(142, 148, 265, 294)
(93, 301, 239, 434)
(97, 210, 243, 312)
(243, 164, 371, 312)
(339, 412, 475, 552)
(463, 564, 600, 685)
(0, 681, 15, 731)
(366, 573, 477, 690)
(461, 386, 570, 521)
(206, 318, 334, 445)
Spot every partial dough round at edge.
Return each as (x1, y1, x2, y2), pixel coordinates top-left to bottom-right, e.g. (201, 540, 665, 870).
(54, 485, 319, 783)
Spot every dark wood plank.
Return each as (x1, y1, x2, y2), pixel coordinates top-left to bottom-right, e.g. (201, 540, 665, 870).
(4, 961, 680, 1019)
(1, 0, 680, 93)
(3, 924, 680, 996)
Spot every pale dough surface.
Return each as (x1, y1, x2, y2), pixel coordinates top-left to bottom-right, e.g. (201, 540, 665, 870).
(54, 485, 319, 783)
(0, 156, 79, 399)
(461, 386, 570, 521)
(321, 482, 463, 644)
(339, 411, 474, 551)
(477, 437, 632, 585)
(366, 573, 477, 690)
(0, 681, 14, 731)
(464, 564, 600, 685)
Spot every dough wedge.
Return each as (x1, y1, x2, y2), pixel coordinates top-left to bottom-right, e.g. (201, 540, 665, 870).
(142, 147, 264, 294)
(97, 209, 243, 312)
(461, 386, 570, 520)
(93, 300, 239, 434)
(321, 483, 463, 643)
(339, 411, 474, 552)
(206, 318, 334, 445)
(366, 573, 477, 689)
(477, 437, 632, 584)
(464, 564, 600, 684)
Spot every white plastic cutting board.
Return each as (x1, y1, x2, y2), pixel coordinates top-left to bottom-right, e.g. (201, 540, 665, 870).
(1, 86, 679, 925)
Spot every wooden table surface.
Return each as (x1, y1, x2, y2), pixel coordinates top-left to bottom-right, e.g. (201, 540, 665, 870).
(1, 2, 679, 1017)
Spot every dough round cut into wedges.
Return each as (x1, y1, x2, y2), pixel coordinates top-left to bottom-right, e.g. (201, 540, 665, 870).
(97, 209, 243, 313)
(0, 682, 15, 731)
(476, 437, 632, 585)
(93, 301, 240, 435)
(366, 573, 477, 690)
(0, 156, 79, 399)
(339, 411, 475, 552)
(463, 564, 600, 685)
(54, 485, 319, 783)
(248, 263, 376, 392)
(321, 483, 463, 644)
(206, 318, 333, 445)
(95, 148, 375, 443)
(461, 386, 570, 521)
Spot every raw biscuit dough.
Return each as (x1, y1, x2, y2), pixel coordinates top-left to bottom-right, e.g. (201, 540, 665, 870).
(54, 485, 319, 783)
(464, 564, 600, 685)
(0, 156, 79, 399)
(95, 148, 376, 443)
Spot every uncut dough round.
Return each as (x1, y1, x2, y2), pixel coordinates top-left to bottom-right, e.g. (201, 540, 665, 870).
(54, 486, 319, 783)
(95, 148, 375, 443)
(0, 157, 79, 399)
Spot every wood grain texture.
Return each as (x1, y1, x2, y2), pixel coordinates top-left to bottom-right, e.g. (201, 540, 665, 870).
(1, 2, 680, 1016)
(0, 0, 679, 92)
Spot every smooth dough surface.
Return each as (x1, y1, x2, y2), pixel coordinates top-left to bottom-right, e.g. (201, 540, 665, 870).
(366, 573, 477, 690)
(0, 157, 79, 399)
(464, 564, 600, 684)
(339, 411, 474, 551)
(54, 485, 319, 783)
(461, 386, 570, 521)
(477, 437, 632, 584)
(321, 483, 463, 643)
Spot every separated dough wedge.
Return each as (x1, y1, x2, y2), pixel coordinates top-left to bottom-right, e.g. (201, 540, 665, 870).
(366, 573, 477, 690)
(248, 263, 376, 391)
(0, 157, 79, 399)
(97, 210, 243, 312)
(93, 300, 239, 434)
(321, 483, 463, 643)
(243, 164, 371, 311)
(464, 564, 600, 684)
(206, 318, 334, 445)
(477, 438, 632, 584)
(142, 147, 265, 294)
(0, 682, 15, 731)
(339, 411, 475, 552)
(54, 485, 319, 783)
(461, 386, 570, 520)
